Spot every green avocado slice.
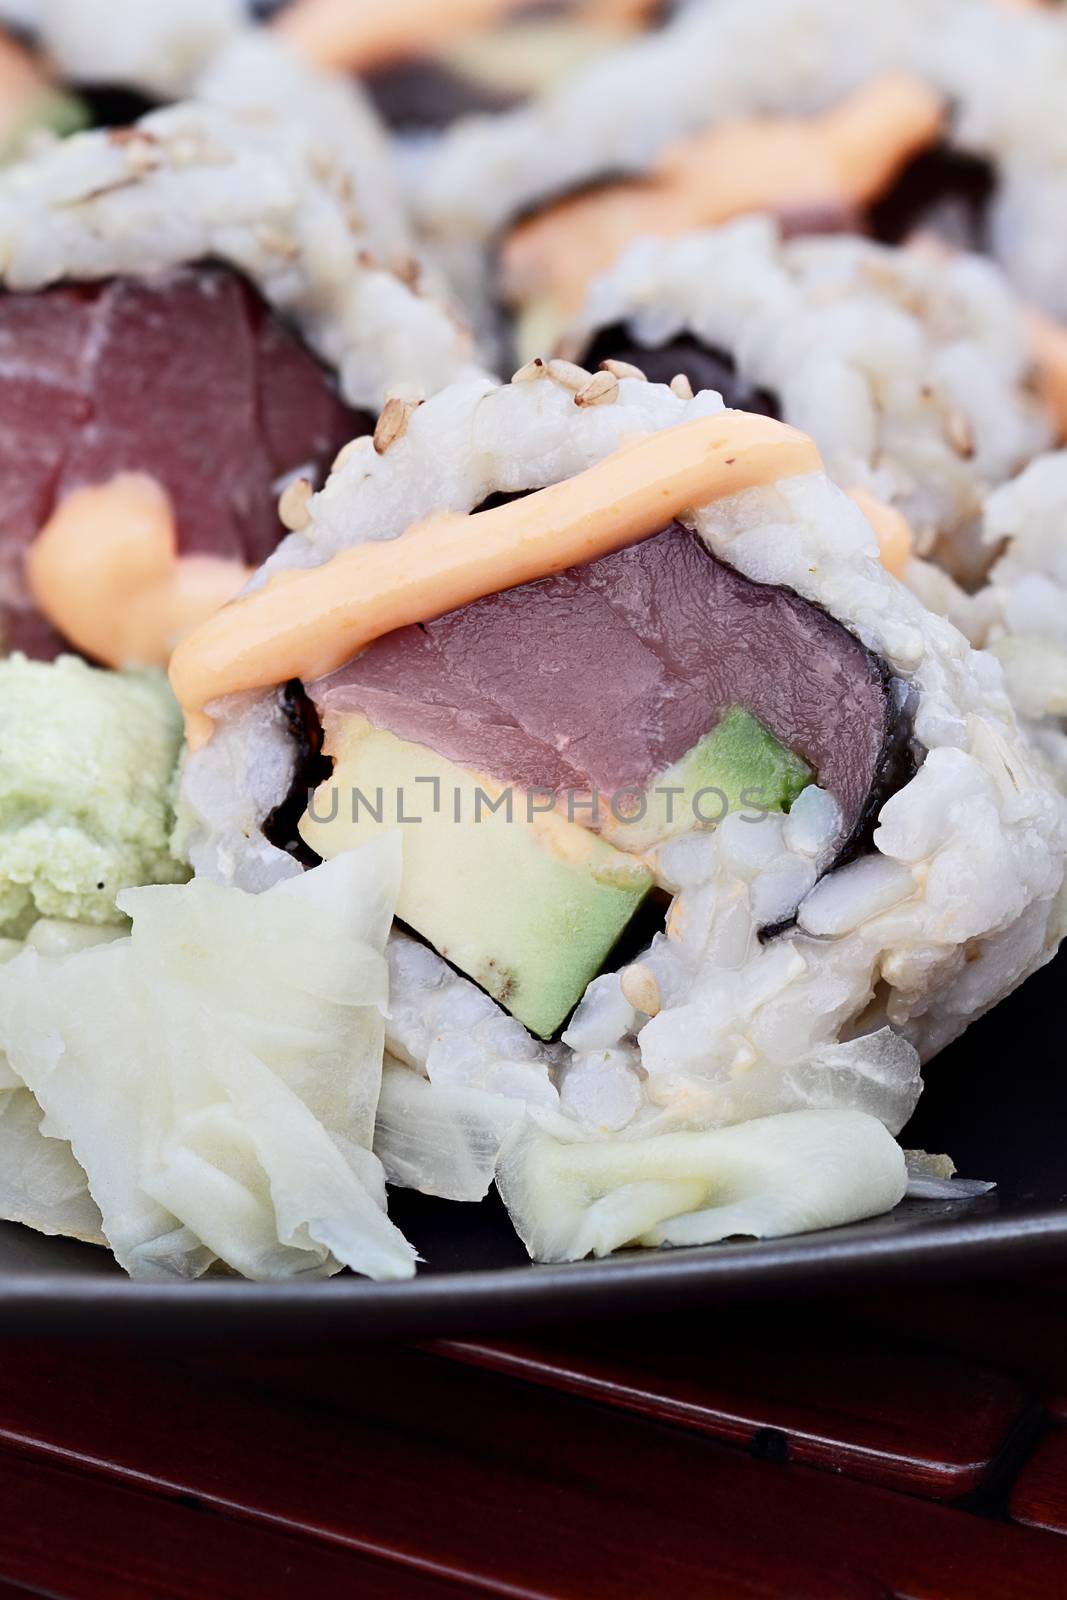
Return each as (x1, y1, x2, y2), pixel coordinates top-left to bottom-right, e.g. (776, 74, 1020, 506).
(301, 709, 811, 1038)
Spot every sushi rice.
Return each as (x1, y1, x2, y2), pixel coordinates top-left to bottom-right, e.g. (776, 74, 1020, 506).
(563, 217, 1054, 578)
(0, 97, 483, 414)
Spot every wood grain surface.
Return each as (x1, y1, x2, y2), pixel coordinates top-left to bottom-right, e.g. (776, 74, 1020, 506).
(0, 1276, 1066, 1598)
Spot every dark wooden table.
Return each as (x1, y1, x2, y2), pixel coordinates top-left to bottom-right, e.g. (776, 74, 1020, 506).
(2, 1267, 1067, 1597)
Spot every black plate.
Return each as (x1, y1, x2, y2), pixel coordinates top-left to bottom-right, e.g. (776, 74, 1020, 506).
(2, 950, 1064, 1339)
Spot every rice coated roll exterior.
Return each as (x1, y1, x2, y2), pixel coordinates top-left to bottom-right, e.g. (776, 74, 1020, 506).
(0, 100, 480, 410)
(565, 217, 1053, 579)
(415, 0, 1067, 357)
(963, 453, 1067, 752)
(7, 3, 431, 271)
(172, 370, 1067, 1257)
(0, 100, 483, 663)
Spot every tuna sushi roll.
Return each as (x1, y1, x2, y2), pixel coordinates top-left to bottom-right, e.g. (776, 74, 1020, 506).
(0, 99, 481, 663)
(563, 218, 1055, 582)
(170, 367, 1067, 1260)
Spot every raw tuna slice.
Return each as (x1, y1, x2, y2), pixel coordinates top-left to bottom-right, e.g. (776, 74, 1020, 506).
(0, 266, 369, 658)
(312, 522, 912, 855)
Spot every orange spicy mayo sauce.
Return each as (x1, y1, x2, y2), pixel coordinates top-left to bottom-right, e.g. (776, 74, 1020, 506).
(26, 475, 252, 668)
(170, 413, 823, 746)
(845, 486, 914, 578)
(502, 73, 945, 323)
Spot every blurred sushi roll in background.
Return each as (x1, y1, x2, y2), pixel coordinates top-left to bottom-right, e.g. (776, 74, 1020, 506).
(411, 0, 1067, 365)
(0, 97, 482, 664)
(562, 218, 1057, 584)
(0, 0, 432, 255)
(4, 0, 670, 137)
(169, 367, 1067, 1261)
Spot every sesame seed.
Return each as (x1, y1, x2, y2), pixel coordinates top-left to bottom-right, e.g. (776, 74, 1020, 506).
(575, 371, 619, 407)
(374, 396, 417, 454)
(279, 478, 313, 532)
(255, 223, 299, 259)
(620, 963, 661, 1017)
(393, 255, 422, 289)
(119, 135, 162, 177)
(547, 358, 591, 392)
(945, 410, 975, 459)
(599, 358, 647, 383)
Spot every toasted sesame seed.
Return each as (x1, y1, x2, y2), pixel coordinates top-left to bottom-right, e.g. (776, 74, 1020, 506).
(945, 410, 975, 459)
(308, 145, 335, 183)
(620, 963, 661, 1018)
(393, 255, 422, 289)
(547, 358, 591, 392)
(599, 358, 648, 383)
(374, 396, 417, 454)
(670, 373, 695, 401)
(279, 478, 313, 532)
(511, 357, 548, 383)
(575, 371, 619, 407)
(255, 223, 299, 259)
(118, 134, 162, 176)
(108, 127, 157, 148)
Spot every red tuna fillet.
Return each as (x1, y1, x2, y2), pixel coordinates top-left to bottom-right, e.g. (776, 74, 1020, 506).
(311, 522, 911, 854)
(0, 266, 369, 658)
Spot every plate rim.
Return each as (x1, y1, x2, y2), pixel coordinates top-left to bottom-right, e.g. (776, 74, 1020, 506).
(4, 1202, 1066, 1338)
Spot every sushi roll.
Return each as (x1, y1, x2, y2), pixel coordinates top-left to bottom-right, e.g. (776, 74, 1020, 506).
(415, 0, 1067, 359)
(170, 368, 1067, 1260)
(0, 99, 481, 662)
(562, 218, 1054, 581)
